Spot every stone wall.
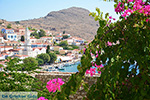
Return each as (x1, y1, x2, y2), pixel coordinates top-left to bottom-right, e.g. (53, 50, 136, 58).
(35, 72, 100, 100)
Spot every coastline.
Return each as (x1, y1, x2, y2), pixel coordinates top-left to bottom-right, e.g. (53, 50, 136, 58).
(39, 58, 81, 72)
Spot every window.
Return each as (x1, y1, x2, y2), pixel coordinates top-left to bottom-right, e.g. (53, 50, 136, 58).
(11, 35, 13, 38)
(8, 35, 10, 38)
(14, 35, 16, 38)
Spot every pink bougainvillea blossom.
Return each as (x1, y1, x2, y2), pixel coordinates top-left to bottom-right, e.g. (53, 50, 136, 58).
(146, 18, 149, 22)
(86, 68, 96, 76)
(115, 0, 150, 20)
(107, 41, 112, 46)
(91, 53, 94, 56)
(113, 18, 116, 20)
(128, 0, 133, 2)
(109, 16, 112, 19)
(46, 78, 65, 93)
(96, 54, 98, 58)
(95, 63, 104, 69)
(83, 48, 86, 53)
(37, 97, 48, 100)
(115, 2, 125, 13)
(99, 51, 101, 53)
(98, 71, 101, 74)
(96, 51, 98, 54)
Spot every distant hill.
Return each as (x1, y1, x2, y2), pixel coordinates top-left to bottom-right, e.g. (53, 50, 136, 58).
(19, 7, 99, 40)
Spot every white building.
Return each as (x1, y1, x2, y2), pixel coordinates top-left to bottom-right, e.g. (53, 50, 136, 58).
(32, 47, 46, 57)
(22, 27, 32, 56)
(0, 36, 4, 43)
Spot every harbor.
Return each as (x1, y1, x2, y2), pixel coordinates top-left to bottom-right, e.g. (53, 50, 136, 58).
(40, 58, 81, 72)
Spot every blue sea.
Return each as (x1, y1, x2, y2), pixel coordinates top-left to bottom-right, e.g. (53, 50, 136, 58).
(59, 61, 80, 72)
(58, 61, 139, 75)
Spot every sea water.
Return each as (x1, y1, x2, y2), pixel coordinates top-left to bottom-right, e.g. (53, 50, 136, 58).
(59, 61, 80, 72)
(59, 60, 139, 75)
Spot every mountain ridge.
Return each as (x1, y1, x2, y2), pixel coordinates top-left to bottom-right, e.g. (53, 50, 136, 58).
(2, 7, 99, 40)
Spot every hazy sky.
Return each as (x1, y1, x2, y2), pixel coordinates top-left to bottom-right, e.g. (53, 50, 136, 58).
(0, 0, 119, 21)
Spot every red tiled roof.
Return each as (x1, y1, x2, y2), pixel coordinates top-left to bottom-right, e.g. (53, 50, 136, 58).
(4, 41, 19, 44)
(30, 37, 36, 39)
(5, 28, 13, 30)
(73, 49, 80, 51)
(40, 36, 52, 38)
(0, 46, 13, 48)
(8, 48, 22, 52)
(56, 35, 62, 37)
(31, 43, 43, 45)
(32, 47, 46, 51)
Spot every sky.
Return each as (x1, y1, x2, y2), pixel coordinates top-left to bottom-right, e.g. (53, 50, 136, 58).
(0, 0, 119, 21)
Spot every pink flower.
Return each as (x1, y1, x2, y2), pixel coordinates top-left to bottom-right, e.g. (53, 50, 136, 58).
(96, 54, 98, 58)
(115, 2, 125, 12)
(91, 62, 94, 66)
(95, 64, 104, 69)
(86, 69, 90, 74)
(83, 48, 86, 53)
(99, 51, 101, 53)
(37, 97, 48, 100)
(96, 51, 98, 54)
(98, 71, 101, 74)
(91, 53, 94, 56)
(107, 41, 112, 46)
(146, 19, 149, 22)
(46, 78, 65, 93)
(128, 0, 133, 2)
(85, 68, 96, 76)
(109, 16, 112, 19)
(113, 18, 116, 20)
(122, 82, 125, 85)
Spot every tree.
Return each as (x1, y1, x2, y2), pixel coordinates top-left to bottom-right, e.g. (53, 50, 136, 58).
(58, 41, 68, 47)
(48, 0, 150, 99)
(23, 57, 38, 70)
(37, 53, 50, 64)
(54, 51, 60, 54)
(36, 58, 44, 66)
(46, 45, 50, 53)
(28, 27, 32, 30)
(63, 31, 65, 34)
(30, 31, 39, 39)
(7, 24, 11, 29)
(0, 57, 52, 99)
(48, 53, 57, 63)
(71, 45, 79, 49)
(38, 29, 46, 37)
(32, 28, 37, 31)
(15, 21, 20, 24)
(21, 35, 25, 41)
(0, 64, 3, 68)
(63, 35, 69, 39)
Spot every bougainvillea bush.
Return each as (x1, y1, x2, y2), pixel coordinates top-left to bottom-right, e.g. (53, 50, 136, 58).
(43, 0, 149, 99)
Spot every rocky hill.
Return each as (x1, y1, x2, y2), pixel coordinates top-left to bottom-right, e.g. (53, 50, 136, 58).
(19, 7, 99, 40)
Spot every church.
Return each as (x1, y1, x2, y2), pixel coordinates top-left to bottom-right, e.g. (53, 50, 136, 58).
(21, 27, 46, 58)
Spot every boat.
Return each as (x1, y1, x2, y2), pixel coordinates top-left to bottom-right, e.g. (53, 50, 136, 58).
(63, 62, 72, 67)
(48, 67, 59, 72)
(56, 65, 65, 70)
